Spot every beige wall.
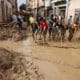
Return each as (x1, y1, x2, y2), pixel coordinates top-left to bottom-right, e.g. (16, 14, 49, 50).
(32, 0, 37, 8)
(0, 0, 7, 22)
(6, 1, 12, 21)
(27, 0, 44, 9)
(26, 0, 37, 9)
(68, 0, 80, 21)
(39, 0, 44, 7)
(9, 0, 17, 12)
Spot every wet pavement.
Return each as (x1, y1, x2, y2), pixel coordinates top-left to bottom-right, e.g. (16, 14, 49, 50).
(0, 36, 80, 80)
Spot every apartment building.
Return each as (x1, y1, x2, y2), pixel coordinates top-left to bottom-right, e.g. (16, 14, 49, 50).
(26, 0, 52, 17)
(45, 0, 53, 17)
(51, 0, 67, 18)
(26, 0, 80, 21)
(26, 0, 45, 17)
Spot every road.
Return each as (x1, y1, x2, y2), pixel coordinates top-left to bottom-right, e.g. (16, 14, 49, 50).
(0, 36, 80, 80)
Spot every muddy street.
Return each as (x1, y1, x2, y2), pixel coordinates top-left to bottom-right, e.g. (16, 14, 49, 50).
(0, 0, 80, 79)
(0, 36, 80, 80)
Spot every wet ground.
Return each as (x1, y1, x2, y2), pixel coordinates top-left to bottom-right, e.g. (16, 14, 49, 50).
(0, 36, 80, 80)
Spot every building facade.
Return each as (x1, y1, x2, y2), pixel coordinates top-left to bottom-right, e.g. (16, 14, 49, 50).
(8, 0, 17, 12)
(0, 0, 3, 22)
(51, 0, 67, 18)
(68, 0, 80, 22)
(51, 0, 80, 21)
(26, 0, 52, 17)
(26, 0, 80, 21)
(0, 0, 17, 23)
(26, 0, 45, 17)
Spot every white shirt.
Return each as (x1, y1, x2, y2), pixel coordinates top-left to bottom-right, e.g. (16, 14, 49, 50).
(18, 15, 23, 23)
(12, 15, 17, 22)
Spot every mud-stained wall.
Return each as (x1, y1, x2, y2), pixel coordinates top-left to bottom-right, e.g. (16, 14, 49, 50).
(0, 0, 13, 22)
(0, 0, 3, 22)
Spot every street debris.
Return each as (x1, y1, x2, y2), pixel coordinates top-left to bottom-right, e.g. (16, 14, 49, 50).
(0, 24, 28, 41)
(0, 48, 45, 80)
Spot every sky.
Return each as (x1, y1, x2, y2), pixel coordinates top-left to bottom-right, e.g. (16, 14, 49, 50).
(17, 0, 26, 10)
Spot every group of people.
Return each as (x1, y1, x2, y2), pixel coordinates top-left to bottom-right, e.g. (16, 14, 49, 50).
(11, 12, 79, 44)
(29, 14, 79, 44)
(11, 12, 24, 30)
(29, 14, 49, 43)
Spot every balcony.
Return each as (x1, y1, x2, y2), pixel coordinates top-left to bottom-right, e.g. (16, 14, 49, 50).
(54, 0, 66, 6)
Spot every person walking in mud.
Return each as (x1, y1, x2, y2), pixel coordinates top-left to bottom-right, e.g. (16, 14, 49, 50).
(67, 16, 72, 27)
(40, 18, 48, 44)
(48, 14, 54, 40)
(29, 14, 38, 42)
(59, 18, 67, 41)
(17, 13, 24, 30)
(67, 16, 77, 41)
(68, 22, 77, 41)
(11, 12, 18, 28)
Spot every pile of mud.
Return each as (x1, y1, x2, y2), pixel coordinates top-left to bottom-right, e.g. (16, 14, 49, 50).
(0, 48, 44, 80)
(0, 27, 28, 41)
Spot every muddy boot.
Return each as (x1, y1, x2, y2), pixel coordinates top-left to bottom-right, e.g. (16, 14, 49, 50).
(68, 34, 73, 41)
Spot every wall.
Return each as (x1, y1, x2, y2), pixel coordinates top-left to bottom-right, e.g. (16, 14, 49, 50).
(0, 0, 7, 22)
(8, 0, 17, 12)
(0, 0, 13, 22)
(0, 0, 3, 22)
(6, 0, 12, 21)
(68, 0, 80, 21)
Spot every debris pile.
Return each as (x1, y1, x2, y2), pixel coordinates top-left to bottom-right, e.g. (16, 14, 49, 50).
(0, 48, 44, 80)
(0, 26, 28, 41)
